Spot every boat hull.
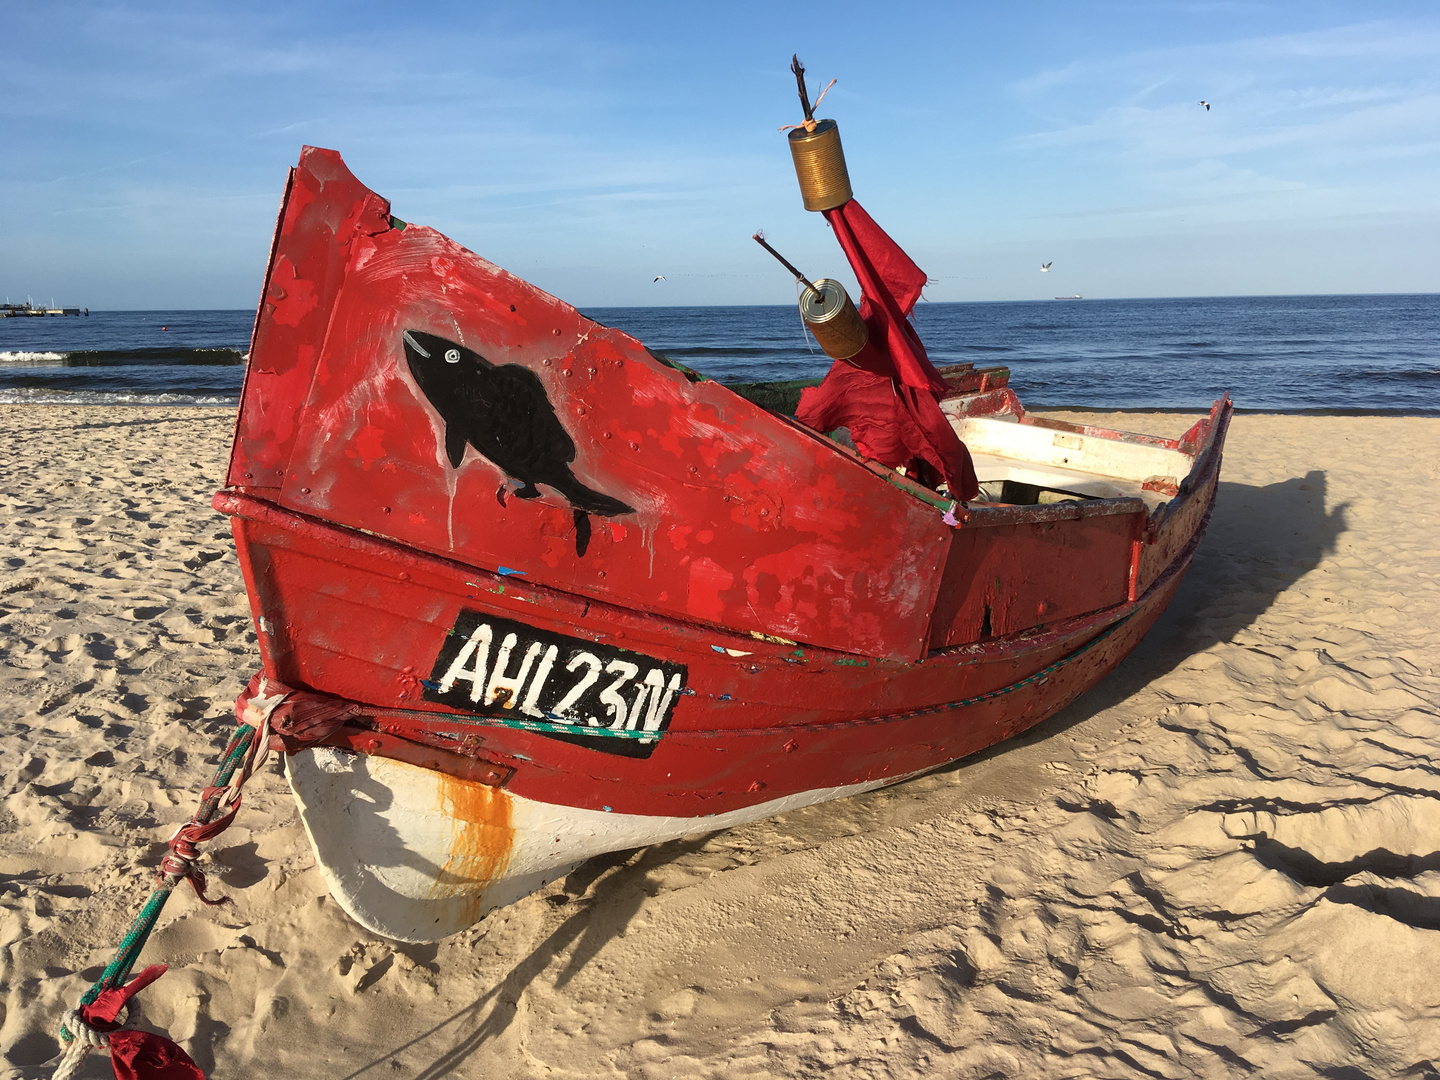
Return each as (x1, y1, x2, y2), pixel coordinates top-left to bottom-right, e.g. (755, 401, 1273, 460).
(286, 749, 901, 942)
(234, 487, 1199, 940)
(220, 484, 1203, 818)
(281, 554, 1189, 942)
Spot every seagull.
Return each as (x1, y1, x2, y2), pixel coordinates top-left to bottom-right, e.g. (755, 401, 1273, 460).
(1040, 262, 1052, 272)
(1199, 101, 1210, 111)
(653, 275, 666, 282)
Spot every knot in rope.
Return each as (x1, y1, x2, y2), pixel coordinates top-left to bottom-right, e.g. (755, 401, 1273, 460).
(238, 672, 362, 752)
(151, 674, 362, 905)
(778, 77, 837, 133)
(53, 976, 149, 1080)
(53, 1009, 112, 1080)
(158, 798, 242, 905)
(53, 964, 202, 1079)
(59, 1004, 122, 1047)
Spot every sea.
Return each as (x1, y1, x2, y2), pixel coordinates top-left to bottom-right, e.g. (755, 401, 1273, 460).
(1, 294, 1435, 414)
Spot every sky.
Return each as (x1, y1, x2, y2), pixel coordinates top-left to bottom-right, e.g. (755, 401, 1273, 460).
(3, 1, 1439, 308)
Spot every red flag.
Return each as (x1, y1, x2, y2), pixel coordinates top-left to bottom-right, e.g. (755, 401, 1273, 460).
(822, 200, 940, 387)
(795, 200, 978, 501)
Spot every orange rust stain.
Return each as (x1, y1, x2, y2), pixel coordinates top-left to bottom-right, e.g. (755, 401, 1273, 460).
(428, 773, 515, 926)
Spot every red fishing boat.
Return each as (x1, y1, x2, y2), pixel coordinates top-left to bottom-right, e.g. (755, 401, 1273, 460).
(215, 143, 1230, 943)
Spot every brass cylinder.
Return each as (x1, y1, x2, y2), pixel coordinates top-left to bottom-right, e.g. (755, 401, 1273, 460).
(800, 279, 868, 360)
(787, 120, 852, 212)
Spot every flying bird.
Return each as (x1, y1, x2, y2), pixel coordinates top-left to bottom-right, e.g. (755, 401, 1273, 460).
(653, 275, 666, 282)
(1040, 262, 1052, 272)
(1199, 101, 1210, 111)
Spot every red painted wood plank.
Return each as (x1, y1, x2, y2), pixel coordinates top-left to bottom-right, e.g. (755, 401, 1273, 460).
(929, 503, 1143, 649)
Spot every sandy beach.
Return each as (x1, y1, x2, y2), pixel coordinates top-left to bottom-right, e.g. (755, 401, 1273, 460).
(1, 403, 1438, 1079)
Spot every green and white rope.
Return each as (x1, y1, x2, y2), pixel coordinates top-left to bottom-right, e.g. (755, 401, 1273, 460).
(52, 697, 277, 1077)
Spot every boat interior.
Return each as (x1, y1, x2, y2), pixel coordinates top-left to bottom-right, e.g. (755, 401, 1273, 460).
(947, 409, 1193, 510)
(723, 361, 1199, 511)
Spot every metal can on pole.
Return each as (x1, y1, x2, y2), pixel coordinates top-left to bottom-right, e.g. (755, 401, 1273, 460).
(788, 120, 852, 212)
(799, 278, 868, 360)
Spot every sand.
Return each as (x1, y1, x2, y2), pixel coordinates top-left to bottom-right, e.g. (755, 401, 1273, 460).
(1, 404, 1438, 1079)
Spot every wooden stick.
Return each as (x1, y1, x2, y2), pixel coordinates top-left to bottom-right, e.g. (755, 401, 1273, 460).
(753, 234, 824, 304)
(792, 55, 814, 122)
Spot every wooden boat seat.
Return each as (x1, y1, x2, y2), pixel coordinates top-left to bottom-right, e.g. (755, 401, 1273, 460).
(967, 453, 1164, 506)
(949, 414, 1193, 509)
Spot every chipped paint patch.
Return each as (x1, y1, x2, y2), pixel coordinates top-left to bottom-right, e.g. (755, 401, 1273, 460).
(687, 556, 734, 622)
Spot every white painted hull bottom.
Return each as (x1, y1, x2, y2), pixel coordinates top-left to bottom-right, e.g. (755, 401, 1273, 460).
(286, 747, 900, 943)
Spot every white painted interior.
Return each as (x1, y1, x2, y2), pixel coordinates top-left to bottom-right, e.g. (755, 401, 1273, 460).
(944, 411, 1196, 506)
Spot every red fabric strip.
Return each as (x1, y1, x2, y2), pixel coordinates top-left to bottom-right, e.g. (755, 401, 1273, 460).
(796, 200, 978, 500)
(80, 966, 204, 1080)
(107, 1030, 204, 1080)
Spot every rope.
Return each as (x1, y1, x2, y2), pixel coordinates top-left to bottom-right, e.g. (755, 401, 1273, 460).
(50, 679, 287, 1077)
(813, 78, 837, 112)
(51, 1006, 122, 1080)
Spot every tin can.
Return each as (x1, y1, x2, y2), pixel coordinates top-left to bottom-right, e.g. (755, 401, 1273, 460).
(787, 120, 852, 212)
(800, 278, 868, 360)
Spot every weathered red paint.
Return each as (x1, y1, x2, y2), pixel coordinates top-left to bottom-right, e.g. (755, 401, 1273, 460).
(219, 147, 1232, 819)
(1133, 400, 1230, 599)
(315, 724, 514, 788)
(216, 486, 1203, 816)
(229, 148, 951, 663)
(935, 363, 1010, 397)
(928, 499, 1143, 648)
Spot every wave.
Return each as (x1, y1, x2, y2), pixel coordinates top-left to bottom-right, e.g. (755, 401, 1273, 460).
(0, 347, 246, 366)
(1358, 368, 1440, 382)
(0, 351, 67, 363)
(0, 387, 237, 406)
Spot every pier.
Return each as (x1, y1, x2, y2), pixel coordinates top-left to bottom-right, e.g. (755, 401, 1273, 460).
(0, 302, 88, 318)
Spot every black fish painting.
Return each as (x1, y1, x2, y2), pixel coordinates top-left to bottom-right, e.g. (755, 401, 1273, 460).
(402, 329, 634, 552)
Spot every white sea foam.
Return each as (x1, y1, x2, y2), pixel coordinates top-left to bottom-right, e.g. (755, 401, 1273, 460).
(0, 387, 237, 406)
(0, 351, 66, 363)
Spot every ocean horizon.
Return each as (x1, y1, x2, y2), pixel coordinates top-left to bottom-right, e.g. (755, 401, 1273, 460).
(3, 293, 1436, 415)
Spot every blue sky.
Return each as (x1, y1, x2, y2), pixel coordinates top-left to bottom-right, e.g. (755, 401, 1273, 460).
(3, 1, 1438, 308)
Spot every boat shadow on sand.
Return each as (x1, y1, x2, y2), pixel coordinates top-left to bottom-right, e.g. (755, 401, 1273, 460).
(1040, 468, 1348, 726)
(344, 469, 1346, 1077)
(338, 842, 711, 1080)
